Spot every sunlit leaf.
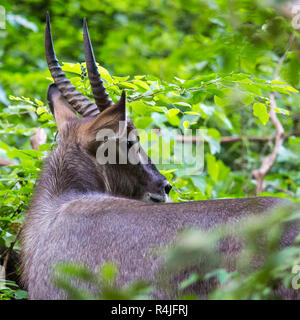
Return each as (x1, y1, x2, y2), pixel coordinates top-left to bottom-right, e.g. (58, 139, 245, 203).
(253, 103, 269, 125)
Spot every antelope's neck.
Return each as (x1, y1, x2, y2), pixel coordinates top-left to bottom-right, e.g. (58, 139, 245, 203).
(35, 143, 107, 204)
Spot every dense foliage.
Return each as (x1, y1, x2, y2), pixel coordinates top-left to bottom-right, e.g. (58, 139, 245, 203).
(0, 0, 300, 299)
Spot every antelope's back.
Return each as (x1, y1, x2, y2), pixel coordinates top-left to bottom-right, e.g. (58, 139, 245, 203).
(23, 195, 298, 299)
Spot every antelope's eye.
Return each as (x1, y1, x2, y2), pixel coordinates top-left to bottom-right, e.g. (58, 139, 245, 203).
(127, 140, 133, 148)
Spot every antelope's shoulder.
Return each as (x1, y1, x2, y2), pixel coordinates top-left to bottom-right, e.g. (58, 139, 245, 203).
(57, 192, 141, 216)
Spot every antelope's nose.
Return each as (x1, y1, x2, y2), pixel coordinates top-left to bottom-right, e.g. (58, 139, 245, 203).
(163, 181, 172, 195)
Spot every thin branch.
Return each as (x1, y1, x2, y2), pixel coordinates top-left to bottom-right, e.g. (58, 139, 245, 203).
(274, 34, 295, 80)
(264, 184, 294, 197)
(3, 226, 23, 272)
(251, 92, 285, 194)
(250, 33, 295, 194)
(129, 90, 163, 102)
(0, 158, 15, 166)
(175, 131, 300, 144)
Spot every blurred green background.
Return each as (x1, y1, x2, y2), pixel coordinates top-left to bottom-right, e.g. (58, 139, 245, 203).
(1, 0, 299, 94)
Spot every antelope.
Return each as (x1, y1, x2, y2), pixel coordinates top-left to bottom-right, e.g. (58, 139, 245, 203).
(21, 14, 299, 300)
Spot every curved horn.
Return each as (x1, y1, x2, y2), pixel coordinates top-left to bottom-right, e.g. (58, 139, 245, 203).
(45, 12, 99, 117)
(83, 18, 112, 111)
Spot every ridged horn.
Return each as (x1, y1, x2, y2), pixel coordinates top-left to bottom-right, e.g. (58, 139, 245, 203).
(45, 12, 99, 117)
(83, 18, 112, 111)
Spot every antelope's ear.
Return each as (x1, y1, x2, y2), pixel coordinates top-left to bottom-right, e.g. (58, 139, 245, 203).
(87, 91, 127, 137)
(47, 83, 77, 133)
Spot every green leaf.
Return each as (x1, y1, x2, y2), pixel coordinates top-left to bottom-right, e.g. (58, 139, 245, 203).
(214, 95, 226, 108)
(206, 136, 220, 155)
(253, 103, 269, 125)
(282, 85, 298, 93)
(216, 113, 232, 130)
(184, 111, 201, 115)
(55, 263, 95, 282)
(166, 108, 180, 126)
(274, 107, 290, 115)
(241, 94, 254, 105)
(179, 273, 200, 290)
(39, 113, 53, 122)
(14, 290, 28, 300)
(204, 129, 221, 155)
(100, 262, 118, 283)
(134, 117, 153, 129)
(173, 102, 192, 108)
(166, 108, 180, 117)
(62, 62, 82, 75)
(119, 82, 138, 90)
(36, 107, 46, 115)
(206, 153, 219, 182)
(131, 101, 150, 115)
(271, 80, 286, 85)
(133, 80, 151, 91)
(113, 76, 130, 82)
(183, 120, 189, 129)
(239, 83, 262, 96)
(34, 99, 44, 106)
(205, 269, 237, 284)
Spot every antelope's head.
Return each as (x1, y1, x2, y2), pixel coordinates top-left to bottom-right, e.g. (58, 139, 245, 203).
(45, 14, 172, 202)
